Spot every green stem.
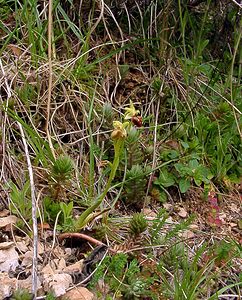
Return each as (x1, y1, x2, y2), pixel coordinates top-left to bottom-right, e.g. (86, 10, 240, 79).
(88, 91, 95, 199)
(75, 139, 124, 230)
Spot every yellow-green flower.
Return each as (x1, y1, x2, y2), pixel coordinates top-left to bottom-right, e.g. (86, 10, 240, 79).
(111, 121, 128, 140)
(124, 101, 140, 120)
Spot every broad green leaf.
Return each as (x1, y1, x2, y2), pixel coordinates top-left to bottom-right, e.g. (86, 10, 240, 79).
(188, 159, 199, 171)
(228, 173, 241, 184)
(179, 178, 190, 193)
(168, 150, 180, 159)
(175, 163, 191, 176)
(181, 141, 189, 149)
(174, 163, 186, 174)
(194, 176, 202, 186)
(154, 168, 175, 188)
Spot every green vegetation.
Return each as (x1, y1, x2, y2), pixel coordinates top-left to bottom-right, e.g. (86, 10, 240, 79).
(129, 212, 148, 237)
(0, 0, 241, 298)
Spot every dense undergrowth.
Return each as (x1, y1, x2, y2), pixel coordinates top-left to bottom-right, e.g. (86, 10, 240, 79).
(0, 0, 241, 299)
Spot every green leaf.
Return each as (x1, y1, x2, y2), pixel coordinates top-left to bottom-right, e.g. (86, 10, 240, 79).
(168, 150, 180, 159)
(174, 163, 191, 176)
(179, 178, 190, 193)
(159, 190, 167, 203)
(194, 176, 202, 186)
(194, 165, 211, 186)
(181, 141, 189, 149)
(228, 173, 241, 184)
(188, 159, 199, 171)
(155, 168, 175, 188)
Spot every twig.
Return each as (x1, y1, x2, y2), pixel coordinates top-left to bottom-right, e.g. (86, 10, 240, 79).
(58, 232, 117, 253)
(229, 0, 242, 8)
(18, 123, 38, 299)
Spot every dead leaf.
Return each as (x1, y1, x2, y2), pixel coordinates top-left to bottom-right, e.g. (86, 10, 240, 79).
(229, 203, 239, 213)
(16, 241, 29, 253)
(143, 208, 157, 218)
(219, 213, 226, 219)
(43, 273, 72, 297)
(0, 242, 14, 250)
(52, 245, 65, 258)
(180, 230, 195, 239)
(0, 209, 10, 217)
(38, 241, 45, 254)
(38, 223, 51, 230)
(64, 260, 84, 273)
(0, 245, 19, 272)
(0, 273, 17, 299)
(163, 203, 172, 210)
(0, 215, 17, 228)
(65, 248, 72, 256)
(57, 258, 66, 271)
(166, 216, 173, 223)
(21, 251, 34, 267)
(50, 259, 61, 271)
(7, 44, 24, 57)
(41, 263, 55, 276)
(164, 140, 180, 149)
(178, 207, 188, 218)
(61, 287, 94, 300)
(17, 275, 41, 293)
(238, 219, 242, 230)
(189, 224, 199, 231)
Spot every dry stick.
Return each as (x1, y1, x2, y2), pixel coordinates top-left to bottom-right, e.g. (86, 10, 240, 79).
(58, 232, 117, 253)
(18, 123, 38, 299)
(230, 0, 242, 8)
(46, 0, 55, 159)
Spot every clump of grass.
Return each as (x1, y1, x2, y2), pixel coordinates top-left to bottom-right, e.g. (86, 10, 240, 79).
(11, 289, 33, 300)
(129, 212, 148, 237)
(50, 155, 74, 201)
(51, 155, 74, 183)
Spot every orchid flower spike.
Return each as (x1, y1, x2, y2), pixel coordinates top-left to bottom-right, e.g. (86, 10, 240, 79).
(124, 101, 140, 120)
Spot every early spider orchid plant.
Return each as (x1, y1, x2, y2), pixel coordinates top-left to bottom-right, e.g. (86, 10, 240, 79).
(74, 102, 140, 230)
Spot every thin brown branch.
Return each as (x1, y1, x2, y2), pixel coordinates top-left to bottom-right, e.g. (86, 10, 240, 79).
(58, 232, 117, 253)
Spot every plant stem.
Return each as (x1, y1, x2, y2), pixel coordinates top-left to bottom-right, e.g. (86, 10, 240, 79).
(75, 139, 124, 230)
